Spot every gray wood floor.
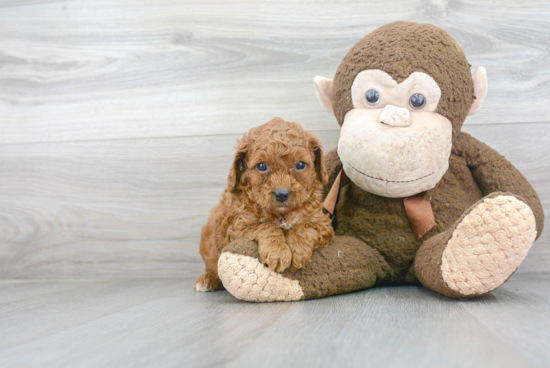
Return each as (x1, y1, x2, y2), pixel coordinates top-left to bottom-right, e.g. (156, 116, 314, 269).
(0, 274, 549, 368)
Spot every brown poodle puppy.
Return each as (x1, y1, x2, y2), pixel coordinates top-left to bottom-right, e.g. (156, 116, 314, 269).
(195, 117, 335, 292)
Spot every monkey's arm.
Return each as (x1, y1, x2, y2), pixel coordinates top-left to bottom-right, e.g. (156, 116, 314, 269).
(453, 132, 544, 238)
(323, 148, 343, 198)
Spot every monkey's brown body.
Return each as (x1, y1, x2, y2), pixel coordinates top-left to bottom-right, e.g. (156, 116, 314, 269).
(215, 21, 544, 301)
(326, 144, 485, 283)
(324, 131, 544, 286)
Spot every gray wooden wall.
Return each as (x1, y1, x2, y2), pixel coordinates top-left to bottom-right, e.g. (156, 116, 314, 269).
(0, 0, 548, 279)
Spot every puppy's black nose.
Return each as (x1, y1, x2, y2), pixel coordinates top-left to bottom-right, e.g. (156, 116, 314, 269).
(274, 189, 290, 203)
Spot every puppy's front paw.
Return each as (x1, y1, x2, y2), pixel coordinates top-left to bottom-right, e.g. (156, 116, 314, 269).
(259, 239, 292, 273)
(290, 248, 314, 271)
(286, 233, 314, 271)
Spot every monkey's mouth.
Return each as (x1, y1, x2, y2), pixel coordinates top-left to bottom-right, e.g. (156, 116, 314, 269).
(346, 161, 435, 183)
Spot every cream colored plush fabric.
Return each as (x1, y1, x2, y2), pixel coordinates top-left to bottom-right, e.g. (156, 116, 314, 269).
(441, 195, 537, 296)
(218, 253, 304, 302)
(338, 108, 452, 198)
(313, 76, 335, 116)
(468, 67, 488, 116)
(350, 70, 442, 112)
(379, 105, 411, 127)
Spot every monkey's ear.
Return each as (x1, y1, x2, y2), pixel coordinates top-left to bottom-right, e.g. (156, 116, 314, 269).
(227, 135, 249, 192)
(314, 76, 335, 116)
(308, 134, 328, 185)
(468, 67, 488, 116)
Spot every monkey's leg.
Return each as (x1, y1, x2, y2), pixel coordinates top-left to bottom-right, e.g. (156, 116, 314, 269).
(415, 193, 537, 299)
(217, 236, 391, 302)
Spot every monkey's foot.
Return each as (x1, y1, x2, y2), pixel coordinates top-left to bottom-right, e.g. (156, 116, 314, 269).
(417, 193, 537, 298)
(218, 240, 304, 302)
(194, 272, 224, 292)
(218, 237, 390, 302)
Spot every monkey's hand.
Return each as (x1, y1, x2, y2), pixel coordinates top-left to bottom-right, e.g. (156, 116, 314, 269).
(458, 132, 544, 238)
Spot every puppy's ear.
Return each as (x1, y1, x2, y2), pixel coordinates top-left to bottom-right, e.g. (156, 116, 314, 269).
(308, 134, 328, 185)
(227, 134, 249, 192)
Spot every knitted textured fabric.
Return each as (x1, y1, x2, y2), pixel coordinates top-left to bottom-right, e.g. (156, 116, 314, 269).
(441, 195, 536, 295)
(218, 252, 304, 302)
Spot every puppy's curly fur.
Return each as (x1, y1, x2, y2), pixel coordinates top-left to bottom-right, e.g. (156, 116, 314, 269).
(195, 117, 335, 292)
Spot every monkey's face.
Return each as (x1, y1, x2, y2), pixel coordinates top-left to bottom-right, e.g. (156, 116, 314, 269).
(313, 22, 487, 198)
(336, 69, 452, 198)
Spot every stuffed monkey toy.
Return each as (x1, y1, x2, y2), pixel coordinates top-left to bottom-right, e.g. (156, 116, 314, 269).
(215, 21, 544, 302)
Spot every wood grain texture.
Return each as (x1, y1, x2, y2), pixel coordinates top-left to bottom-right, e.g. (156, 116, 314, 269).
(0, 0, 548, 278)
(0, 124, 548, 278)
(0, 131, 339, 278)
(0, 0, 549, 144)
(0, 275, 549, 367)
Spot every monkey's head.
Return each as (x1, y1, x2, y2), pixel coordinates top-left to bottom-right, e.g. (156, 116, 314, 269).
(314, 21, 488, 198)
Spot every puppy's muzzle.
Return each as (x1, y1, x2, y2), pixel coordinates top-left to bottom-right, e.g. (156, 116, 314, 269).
(273, 188, 290, 203)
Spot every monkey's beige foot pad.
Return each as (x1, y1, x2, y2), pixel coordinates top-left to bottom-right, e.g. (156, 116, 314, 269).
(441, 194, 537, 296)
(218, 252, 304, 302)
(219, 236, 390, 302)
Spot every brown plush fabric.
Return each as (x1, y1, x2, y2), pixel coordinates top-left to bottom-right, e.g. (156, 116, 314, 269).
(283, 236, 392, 299)
(225, 237, 261, 260)
(414, 228, 461, 297)
(314, 22, 543, 298)
(333, 21, 473, 136)
(325, 129, 544, 287)
(324, 141, 485, 282)
(453, 132, 545, 238)
(223, 236, 392, 300)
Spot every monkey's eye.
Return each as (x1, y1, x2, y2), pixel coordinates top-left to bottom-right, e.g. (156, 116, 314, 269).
(256, 162, 268, 172)
(295, 161, 307, 171)
(365, 89, 380, 105)
(409, 93, 426, 109)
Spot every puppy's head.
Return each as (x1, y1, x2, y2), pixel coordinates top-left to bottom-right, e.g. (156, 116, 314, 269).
(227, 117, 327, 214)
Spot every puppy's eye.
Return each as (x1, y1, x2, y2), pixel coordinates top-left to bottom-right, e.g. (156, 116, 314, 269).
(256, 162, 268, 172)
(295, 161, 307, 171)
(365, 89, 380, 105)
(409, 93, 426, 109)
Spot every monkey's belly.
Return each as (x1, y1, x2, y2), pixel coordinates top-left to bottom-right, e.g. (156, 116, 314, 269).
(334, 156, 483, 281)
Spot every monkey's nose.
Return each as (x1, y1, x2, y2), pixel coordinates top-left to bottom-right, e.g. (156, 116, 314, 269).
(273, 189, 290, 203)
(379, 105, 411, 127)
